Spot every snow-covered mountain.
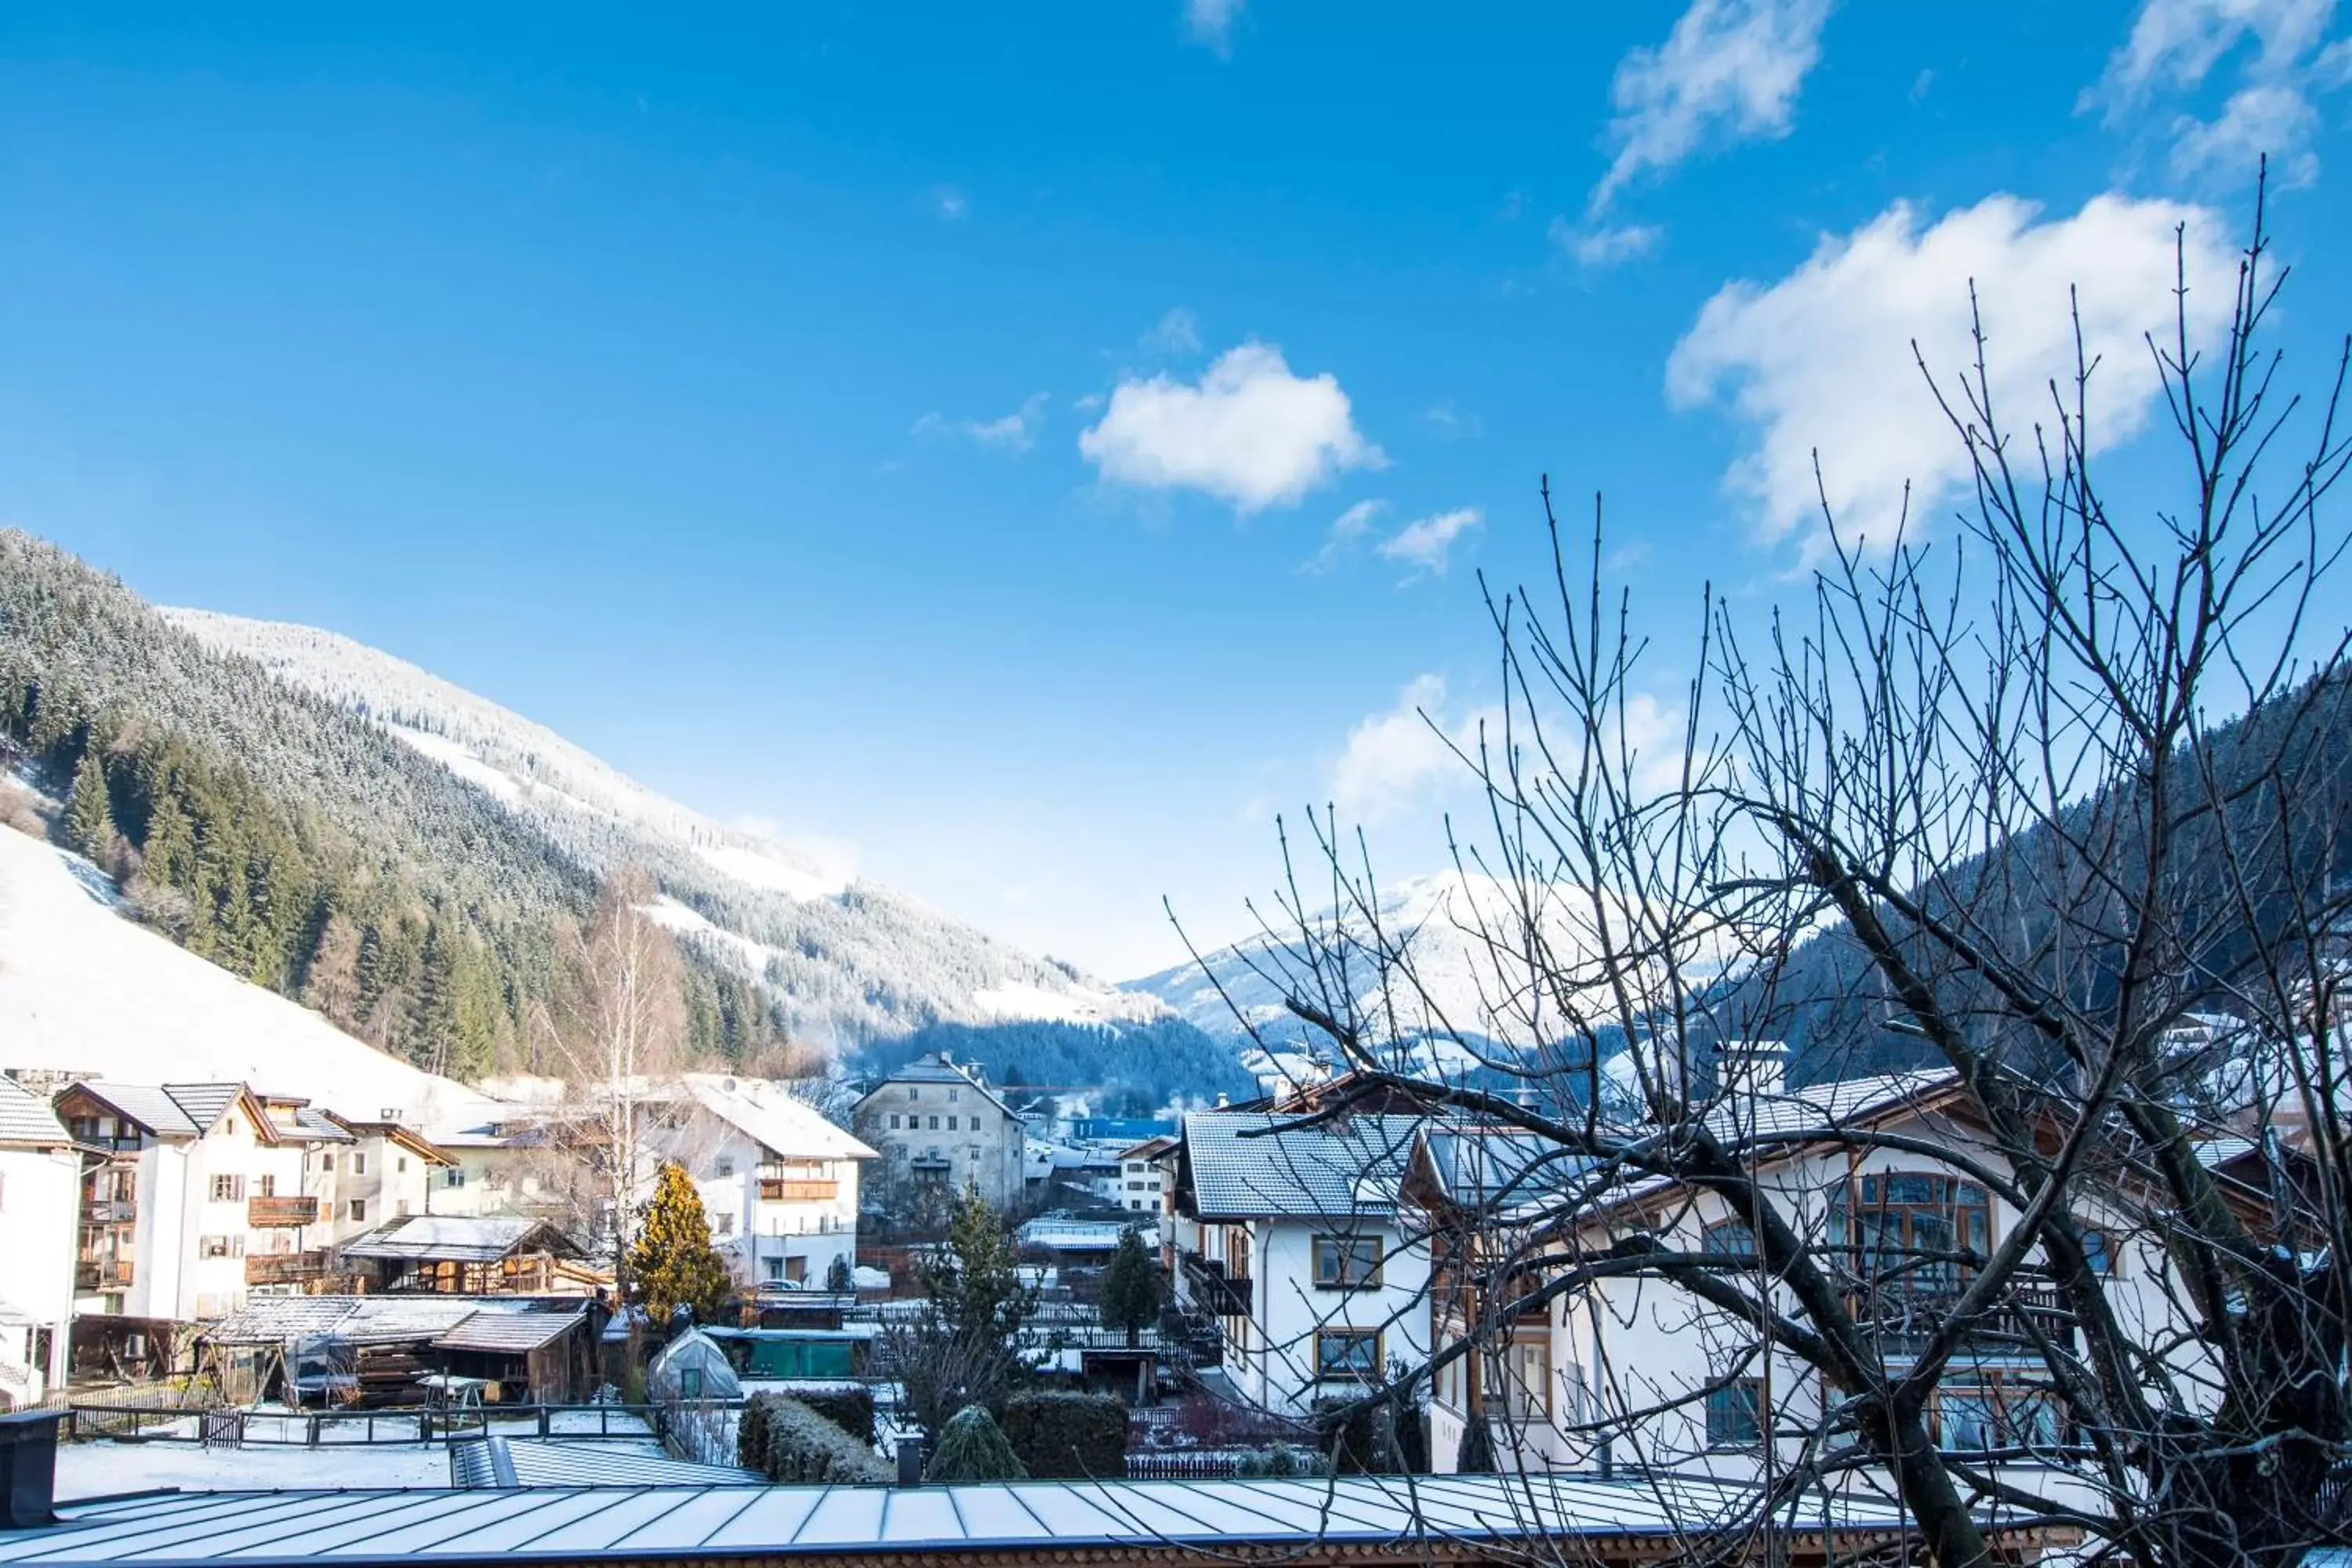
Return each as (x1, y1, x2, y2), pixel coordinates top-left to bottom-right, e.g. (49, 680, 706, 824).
(162, 608, 1162, 1046)
(0, 816, 499, 1128)
(1129, 869, 1731, 1063)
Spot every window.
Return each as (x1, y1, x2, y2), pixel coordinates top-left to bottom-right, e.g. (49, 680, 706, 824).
(946, 1116, 958, 1131)
(1497, 1338, 1552, 1421)
(256, 1174, 276, 1198)
(927, 1116, 940, 1131)
(713, 1213, 735, 1236)
(1315, 1330, 1379, 1381)
(348, 1200, 368, 1222)
(318, 1152, 335, 1174)
(1702, 1217, 1756, 1258)
(679, 1367, 704, 1400)
(209, 1174, 245, 1203)
(1435, 1348, 1466, 1410)
(198, 1234, 243, 1259)
(445, 1167, 466, 1188)
(1937, 1377, 2061, 1453)
(948, 1087, 960, 1102)
(764, 1256, 784, 1282)
(889, 1114, 902, 1131)
(907, 1086, 920, 1101)
(1830, 1173, 1991, 1294)
(397, 1156, 408, 1173)
(351, 1153, 368, 1176)
(2079, 1227, 2116, 1276)
(1313, 1234, 1381, 1289)
(1706, 1380, 1765, 1448)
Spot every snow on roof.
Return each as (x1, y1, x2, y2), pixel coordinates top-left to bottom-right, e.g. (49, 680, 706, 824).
(0, 1076, 71, 1148)
(0, 828, 505, 1129)
(1181, 1111, 1424, 1221)
(855, 1053, 1020, 1120)
(449, 1436, 761, 1490)
(1016, 1218, 1155, 1251)
(199, 1295, 574, 1348)
(0, 1475, 1958, 1565)
(338, 1214, 579, 1264)
(71, 1082, 201, 1138)
(681, 1075, 877, 1163)
(430, 1308, 590, 1354)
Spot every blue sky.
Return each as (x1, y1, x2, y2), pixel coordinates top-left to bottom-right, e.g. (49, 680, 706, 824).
(4, 2, 2349, 979)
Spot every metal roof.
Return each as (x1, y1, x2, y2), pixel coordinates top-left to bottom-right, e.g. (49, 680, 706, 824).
(1181, 1111, 1423, 1221)
(0, 1076, 71, 1148)
(200, 1297, 580, 1348)
(430, 1309, 590, 1354)
(70, 1082, 201, 1138)
(678, 1076, 877, 1164)
(449, 1438, 764, 1490)
(0, 1475, 1937, 1566)
(339, 1216, 581, 1265)
(161, 1083, 255, 1134)
(290, 1107, 358, 1143)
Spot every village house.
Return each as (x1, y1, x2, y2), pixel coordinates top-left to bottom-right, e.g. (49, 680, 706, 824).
(1116, 1134, 1175, 1216)
(853, 1054, 1027, 1210)
(1167, 1109, 1430, 1419)
(55, 1081, 308, 1327)
(1407, 1046, 2234, 1523)
(0, 1076, 80, 1406)
(653, 1074, 876, 1290)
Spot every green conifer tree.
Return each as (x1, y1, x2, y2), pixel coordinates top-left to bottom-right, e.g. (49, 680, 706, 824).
(921, 1182, 1034, 1342)
(630, 1161, 735, 1327)
(1099, 1225, 1160, 1348)
(926, 1404, 1025, 1483)
(140, 786, 194, 888)
(64, 745, 117, 864)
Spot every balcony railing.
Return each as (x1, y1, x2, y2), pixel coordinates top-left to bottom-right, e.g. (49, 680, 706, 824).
(759, 1178, 839, 1203)
(1180, 1250, 1253, 1318)
(1835, 1265, 2074, 1349)
(82, 1199, 136, 1226)
(74, 1259, 134, 1291)
(248, 1195, 320, 1228)
(246, 1251, 328, 1285)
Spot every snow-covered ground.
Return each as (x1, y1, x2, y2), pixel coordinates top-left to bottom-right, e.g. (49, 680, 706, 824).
(55, 1410, 665, 1497)
(0, 824, 502, 1125)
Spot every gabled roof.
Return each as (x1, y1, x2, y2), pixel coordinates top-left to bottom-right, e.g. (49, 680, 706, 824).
(198, 1294, 589, 1348)
(0, 1076, 72, 1149)
(681, 1074, 877, 1163)
(64, 1081, 278, 1140)
(1120, 1134, 1179, 1161)
(1179, 1111, 1423, 1221)
(855, 1053, 1021, 1120)
(325, 1112, 455, 1165)
(430, 1307, 590, 1353)
(338, 1214, 582, 1264)
(289, 1106, 357, 1143)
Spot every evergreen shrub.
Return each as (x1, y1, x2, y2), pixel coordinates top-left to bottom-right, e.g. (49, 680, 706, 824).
(1000, 1391, 1130, 1479)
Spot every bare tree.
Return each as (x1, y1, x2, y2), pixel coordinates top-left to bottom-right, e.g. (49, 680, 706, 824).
(539, 866, 689, 1293)
(1206, 180, 2352, 1566)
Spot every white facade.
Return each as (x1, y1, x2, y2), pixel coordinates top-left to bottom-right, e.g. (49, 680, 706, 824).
(854, 1055, 1027, 1210)
(0, 1076, 82, 1405)
(659, 1075, 874, 1290)
(1417, 1074, 2217, 1519)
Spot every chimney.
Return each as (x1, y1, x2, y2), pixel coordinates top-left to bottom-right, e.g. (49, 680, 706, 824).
(0, 1410, 65, 1529)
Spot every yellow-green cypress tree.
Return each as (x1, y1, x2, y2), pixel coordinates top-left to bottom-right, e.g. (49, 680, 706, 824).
(630, 1161, 735, 1327)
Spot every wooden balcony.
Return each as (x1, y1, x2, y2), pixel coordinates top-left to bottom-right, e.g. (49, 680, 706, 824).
(1180, 1250, 1253, 1318)
(760, 1178, 839, 1203)
(75, 1259, 134, 1290)
(248, 1195, 320, 1228)
(246, 1250, 328, 1286)
(82, 1199, 136, 1226)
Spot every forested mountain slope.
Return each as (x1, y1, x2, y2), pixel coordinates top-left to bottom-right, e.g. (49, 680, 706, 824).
(0, 532, 1163, 1083)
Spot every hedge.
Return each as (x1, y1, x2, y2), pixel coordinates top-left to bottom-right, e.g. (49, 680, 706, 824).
(1000, 1391, 1129, 1479)
(738, 1392, 891, 1484)
(787, 1383, 877, 1446)
(1313, 1398, 1400, 1475)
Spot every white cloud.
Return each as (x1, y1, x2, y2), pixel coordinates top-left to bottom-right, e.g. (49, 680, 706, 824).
(1186, 0, 1244, 50)
(1590, 0, 1834, 215)
(935, 187, 969, 220)
(1377, 507, 1481, 575)
(1331, 675, 1499, 825)
(1666, 192, 2234, 551)
(1078, 342, 1382, 512)
(1551, 216, 1665, 268)
(2088, 0, 2349, 187)
(1142, 307, 1203, 355)
(1306, 499, 1385, 572)
(915, 392, 1051, 453)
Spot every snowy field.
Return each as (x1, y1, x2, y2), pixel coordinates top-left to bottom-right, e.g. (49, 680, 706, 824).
(56, 1410, 666, 1499)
